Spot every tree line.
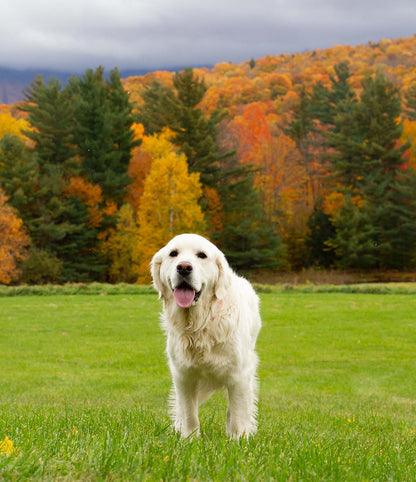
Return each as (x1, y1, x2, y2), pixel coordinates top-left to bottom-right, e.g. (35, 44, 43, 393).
(0, 67, 281, 284)
(0, 62, 416, 285)
(288, 63, 416, 270)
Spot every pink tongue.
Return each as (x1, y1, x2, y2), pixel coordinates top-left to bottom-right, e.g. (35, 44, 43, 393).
(174, 286, 196, 308)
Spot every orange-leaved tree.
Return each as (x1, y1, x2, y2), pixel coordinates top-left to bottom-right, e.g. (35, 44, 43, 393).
(230, 102, 274, 170)
(134, 137, 205, 283)
(0, 188, 31, 284)
(64, 176, 104, 228)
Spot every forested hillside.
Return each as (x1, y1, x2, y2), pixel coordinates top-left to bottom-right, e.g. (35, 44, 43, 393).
(1, 36, 416, 284)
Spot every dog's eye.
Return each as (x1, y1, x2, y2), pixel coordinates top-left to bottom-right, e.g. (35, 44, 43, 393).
(169, 250, 178, 257)
(197, 252, 207, 259)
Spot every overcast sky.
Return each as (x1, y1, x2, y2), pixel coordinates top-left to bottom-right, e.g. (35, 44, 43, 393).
(2, 0, 416, 73)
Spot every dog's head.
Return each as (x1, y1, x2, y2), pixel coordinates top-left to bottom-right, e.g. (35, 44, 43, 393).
(151, 233, 231, 308)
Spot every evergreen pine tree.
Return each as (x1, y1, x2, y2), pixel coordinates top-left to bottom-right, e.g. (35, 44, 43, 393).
(138, 80, 178, 134)
(17, 75, 107, 281)
(284, 85, 314, 149)
(305, 204, 337, 268)
(70, 67, 138, 205)
(328, 195, 380, 269)
(0, 135, 63, 283)
(326, 72, 416, 268)
(137, 68, 284, 271)
(138, 68, 224, 187)
(364, 169, 416, 269)
(310, 62, 358, 187)
(107, 68, 140, 175)
(0, 134, 38, 219)
(212, 155, 284, 271)
(20, 75, 76, 169)
(327, 72, 409, 192)
(310, 62, 357, 130)
(171, 67, 224, 187)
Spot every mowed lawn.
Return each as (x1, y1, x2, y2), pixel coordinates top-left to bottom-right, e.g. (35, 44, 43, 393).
(1, 290, 416, 480)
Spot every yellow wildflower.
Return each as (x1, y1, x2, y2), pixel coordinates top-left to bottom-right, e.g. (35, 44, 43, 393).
(0, 436, 18, 456)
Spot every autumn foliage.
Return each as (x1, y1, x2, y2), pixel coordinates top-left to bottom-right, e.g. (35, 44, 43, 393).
(134, 130, 205, 282)
(0, 189, 30, 284)
(65, 177, 104, 228)
(1, 35, 416, 283)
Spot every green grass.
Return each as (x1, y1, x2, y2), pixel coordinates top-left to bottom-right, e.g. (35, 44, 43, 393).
(1, 290, 416, 480)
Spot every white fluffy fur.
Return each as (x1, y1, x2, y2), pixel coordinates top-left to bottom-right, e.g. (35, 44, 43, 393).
(151, 233, 261, 439)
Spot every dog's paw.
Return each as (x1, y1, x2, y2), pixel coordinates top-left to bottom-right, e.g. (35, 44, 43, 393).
(173, 420, 200, 439)
(226, 421, 257, 440)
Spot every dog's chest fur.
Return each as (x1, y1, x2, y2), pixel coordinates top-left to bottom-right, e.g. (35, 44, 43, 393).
(163, 298, 236, 372)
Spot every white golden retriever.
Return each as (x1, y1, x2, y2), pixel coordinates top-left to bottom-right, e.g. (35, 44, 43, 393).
(151, 233, 261, 439)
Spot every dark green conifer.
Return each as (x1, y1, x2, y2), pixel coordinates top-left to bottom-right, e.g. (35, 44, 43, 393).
(17, 74, 110, 281)
(137, 80, 178, 134)
(20, 75, 76, 169)
(138, 68, 224, 187)
(70, 67, 138, 205)
(0, 134, 38, 218)
(213, 157, 284, 271)
(137, 67, 284, 270)
(327, 72, 416, 268)
(284, 85, 314, 149)
(310, 62, 357, 130)
(305, 205, 336, 268)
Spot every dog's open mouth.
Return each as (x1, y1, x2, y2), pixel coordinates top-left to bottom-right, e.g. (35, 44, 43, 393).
(173, 282, 201, 309)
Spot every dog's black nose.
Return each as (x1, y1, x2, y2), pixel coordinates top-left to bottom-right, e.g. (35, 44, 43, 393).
(177, 262, 193, 276)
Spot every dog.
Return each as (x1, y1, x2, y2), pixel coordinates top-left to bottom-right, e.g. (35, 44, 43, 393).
(151, 233, 261, 438)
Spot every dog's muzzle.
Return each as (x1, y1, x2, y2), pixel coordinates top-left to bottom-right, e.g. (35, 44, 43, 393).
(172, 262, 202, 308)
(172, 280, 202, 308)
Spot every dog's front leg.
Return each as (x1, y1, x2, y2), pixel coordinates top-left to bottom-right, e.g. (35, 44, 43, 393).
(226, 375, 258, 439)
(171, 374, 200, 437)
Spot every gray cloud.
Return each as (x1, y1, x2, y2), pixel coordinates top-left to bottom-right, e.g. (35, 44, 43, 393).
(2, 0, 415, 72)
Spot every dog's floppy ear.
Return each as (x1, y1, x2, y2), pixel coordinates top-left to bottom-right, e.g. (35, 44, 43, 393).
(215, 251, 231, 300)
(151, 249, 167, 299)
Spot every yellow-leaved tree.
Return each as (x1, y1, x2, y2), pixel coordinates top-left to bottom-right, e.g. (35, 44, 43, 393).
(101, 203, 140, 283)
(402, 118, 416, 170)
(126, 125, 173, 213)
(134, 135, 206, 283)
(0, 112, 31, 140)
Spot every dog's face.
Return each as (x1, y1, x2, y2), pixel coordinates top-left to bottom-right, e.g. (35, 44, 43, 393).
(151, 234, 230, 308)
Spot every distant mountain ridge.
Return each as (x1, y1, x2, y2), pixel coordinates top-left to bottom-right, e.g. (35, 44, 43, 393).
(2, 35, 416, 106)
(0, 67, 71, 104)
(121, 35, 416, 119)
(0, 67, 154, 105)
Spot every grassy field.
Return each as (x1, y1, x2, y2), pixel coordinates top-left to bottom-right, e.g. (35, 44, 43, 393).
(1, 287, 416, 480)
